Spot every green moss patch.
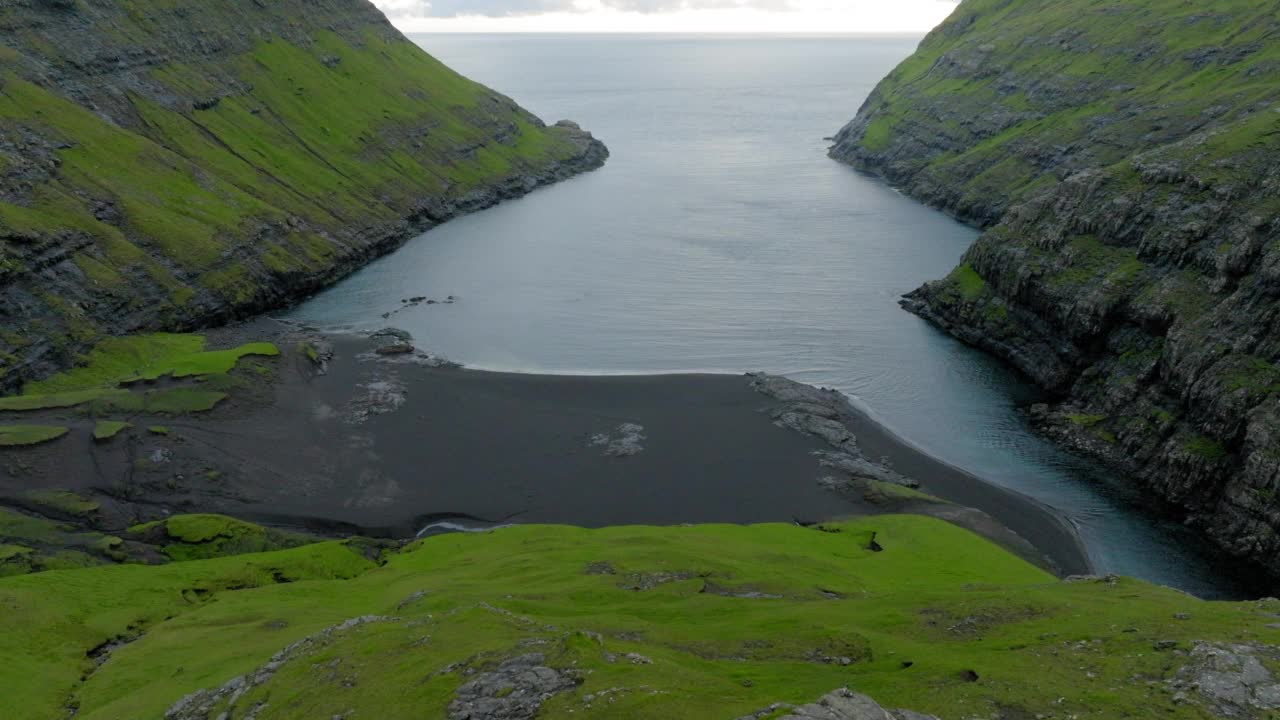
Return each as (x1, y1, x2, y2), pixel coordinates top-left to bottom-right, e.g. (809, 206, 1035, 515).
(1183, 435, 1228, 461)
(1066, 413, 1107, 428)
(0, 543, 32, 562)
(92, 388, 228, 415)
(127, 514, 316, 562)
(1219, 356, 1280, 397)
(24, 334, 277, 395)
(953, 264, 987, 300)
(0, 388, 127, 412)
(91, 421, 131, 441)
(21, 490, 99, 517)
(0, 425, 68, 447)
(863, 479, 945, 504)
(0, 333, 269, 416)
(0, 544, 34, 577)
(939, 263, 990, 304)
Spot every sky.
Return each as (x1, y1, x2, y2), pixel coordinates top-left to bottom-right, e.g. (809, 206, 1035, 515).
(373, 0, 959, 33)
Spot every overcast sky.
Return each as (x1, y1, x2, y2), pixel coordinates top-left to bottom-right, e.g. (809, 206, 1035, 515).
(374, 0, 958, 33)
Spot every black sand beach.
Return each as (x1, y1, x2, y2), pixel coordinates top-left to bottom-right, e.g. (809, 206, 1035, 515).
(0, 320, 1090, 576)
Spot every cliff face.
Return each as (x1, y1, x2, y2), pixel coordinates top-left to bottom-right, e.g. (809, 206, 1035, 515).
(830, 0, 1280, 573)
(0, 0, 606, 389)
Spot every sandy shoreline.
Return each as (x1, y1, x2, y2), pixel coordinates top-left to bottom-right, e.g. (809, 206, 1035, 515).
(833, 395, 1092, 575)
(0, 319, 1090, 576)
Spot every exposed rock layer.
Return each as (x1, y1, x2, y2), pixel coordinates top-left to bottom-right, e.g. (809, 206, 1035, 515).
(0, 0, 606, 390)
(830, 0, 1280, 575)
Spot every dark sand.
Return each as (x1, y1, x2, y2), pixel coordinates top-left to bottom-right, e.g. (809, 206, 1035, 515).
(0, 321, 1089, 576)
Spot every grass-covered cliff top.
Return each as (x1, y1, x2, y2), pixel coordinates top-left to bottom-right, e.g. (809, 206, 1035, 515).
(2, 513, 1277, 719)
(833, 0, 1279, 224)
(0, 0, 603, 390)
(830, 0, 1280, 575)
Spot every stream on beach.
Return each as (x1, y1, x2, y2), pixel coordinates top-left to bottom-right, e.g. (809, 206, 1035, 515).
(288, 33, 1266, 599)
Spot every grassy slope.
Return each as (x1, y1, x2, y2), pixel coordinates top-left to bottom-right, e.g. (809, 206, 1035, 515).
(0, 0, 593, 388)
(843, 0, 1279, 219)
(1, 515, 1274, 719)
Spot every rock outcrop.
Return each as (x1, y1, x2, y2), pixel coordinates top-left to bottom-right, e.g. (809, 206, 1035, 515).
(447, 653, 580, 720)
(1167, 642, 1280, 718)
(0, 0, 606, 390)
(736, 688, 939, 720)
(830, 0, 1280, 575)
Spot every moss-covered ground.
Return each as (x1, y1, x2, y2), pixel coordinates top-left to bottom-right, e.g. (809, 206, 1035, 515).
(16, 333, 277, 399)
(0, 507, 121, 577)
(126, 514, 316, 562)
(91, 420, 131, 441)
(0, 332, 278, 447)
(0, 514, 1272, 719)
(0, 424, 68, 446)
(20, 490, 101, 518)
(0, 504, 320, 580)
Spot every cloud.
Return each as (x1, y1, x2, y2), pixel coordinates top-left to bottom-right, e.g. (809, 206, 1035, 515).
(380, 0, 574, 17)
(599, 0, 793, 13)
(378, 0, 795, 18)
(372, 0, 960, 30)
(375, 0, 432, 18)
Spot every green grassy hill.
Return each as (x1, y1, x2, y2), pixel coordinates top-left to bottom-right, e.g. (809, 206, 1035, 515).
(2, 514, 1277, 719)
(0, 0, 605, 390)
(829, 0, 1280, 578)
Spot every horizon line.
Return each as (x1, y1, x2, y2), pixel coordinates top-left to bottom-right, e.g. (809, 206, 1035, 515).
(399, 29, 931, 35)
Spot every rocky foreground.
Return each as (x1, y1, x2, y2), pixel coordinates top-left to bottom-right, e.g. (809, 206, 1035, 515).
(830, 0, 1280, 576)
(0, 0, 606, 391)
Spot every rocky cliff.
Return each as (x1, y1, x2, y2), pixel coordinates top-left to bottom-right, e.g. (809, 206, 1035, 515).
(0, 0, 606, 390)
(829, 0, 1280, 574)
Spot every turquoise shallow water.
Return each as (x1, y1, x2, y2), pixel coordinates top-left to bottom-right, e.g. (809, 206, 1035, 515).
(289, 34, 1266, 598)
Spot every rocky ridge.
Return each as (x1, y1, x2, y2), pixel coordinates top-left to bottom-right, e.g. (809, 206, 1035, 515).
(0, 0, 606, 391)
(829, 0, 1280, 575)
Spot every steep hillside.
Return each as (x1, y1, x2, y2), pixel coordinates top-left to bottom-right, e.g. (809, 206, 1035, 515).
(3, 514, 1278, 719)
(0, 0, 606, 390)
(829, 0, 1280, 574)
